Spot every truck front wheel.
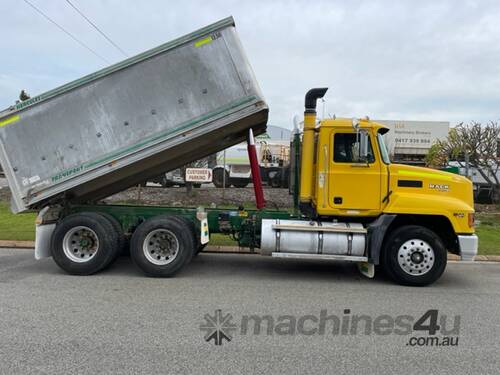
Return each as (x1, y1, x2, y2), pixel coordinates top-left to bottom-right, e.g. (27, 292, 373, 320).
(130, 215, 194, 277)
(51, 212, 121, 275)
(381, 225, 447, 286)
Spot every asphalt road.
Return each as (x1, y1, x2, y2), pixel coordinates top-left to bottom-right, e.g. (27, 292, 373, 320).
(0, 248, 499, 375)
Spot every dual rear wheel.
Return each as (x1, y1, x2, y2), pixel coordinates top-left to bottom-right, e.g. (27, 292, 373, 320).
(51, 213, 198, 277)
(129, 215, 195, 277)
(51, 212, 124, 275)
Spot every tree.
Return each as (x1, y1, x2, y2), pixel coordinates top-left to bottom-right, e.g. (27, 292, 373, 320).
(425, 121, 500, 201)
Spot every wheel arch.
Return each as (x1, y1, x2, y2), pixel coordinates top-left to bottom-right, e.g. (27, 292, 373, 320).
(368, 213, 458, 264)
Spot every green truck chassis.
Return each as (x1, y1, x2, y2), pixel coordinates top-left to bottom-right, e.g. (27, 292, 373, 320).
(67, 203, 294, 250)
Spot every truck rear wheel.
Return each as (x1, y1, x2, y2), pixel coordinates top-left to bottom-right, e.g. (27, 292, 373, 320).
(165, 215, 198, 262)
(95, 212, 127, 256)
(130, 215, 194, 277)
(381, 225, 447, 286)
(51, 212, 121, 275)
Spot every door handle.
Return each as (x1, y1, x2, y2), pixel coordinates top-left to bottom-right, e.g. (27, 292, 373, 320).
(350, 163, 370, 168)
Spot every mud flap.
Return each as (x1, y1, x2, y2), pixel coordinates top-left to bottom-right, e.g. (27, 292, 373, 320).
(200, 218, 209, 245)
(357, 262, 375, 278)
(35, 223, 56, 259)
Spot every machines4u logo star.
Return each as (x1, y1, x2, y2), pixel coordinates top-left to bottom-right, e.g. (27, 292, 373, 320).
(200, 309, 237, 346)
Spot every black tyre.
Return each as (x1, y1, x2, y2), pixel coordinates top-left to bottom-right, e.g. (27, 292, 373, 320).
(130, 215, 194, 277)
(381, 225, 447, 286)
(231, 179, 249, 188)
(267, 170, 280, 188)
(171, 217, 207, 256)
(51, 212, 121, 275)
(166, 215, 198, 262)
(269, 176, 281, 188)
(95, 212, 127, 256)
(213, 168, 230, 188)
(161, 177, 174, 188)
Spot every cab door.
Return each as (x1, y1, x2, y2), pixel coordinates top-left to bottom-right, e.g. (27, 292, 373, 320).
(328, 130, 381, 211)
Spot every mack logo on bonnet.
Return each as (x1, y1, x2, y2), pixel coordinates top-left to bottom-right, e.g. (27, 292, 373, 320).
(429, 183, 449, 192)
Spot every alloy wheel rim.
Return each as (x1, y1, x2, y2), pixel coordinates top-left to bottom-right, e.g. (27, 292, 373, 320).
(143, 229, 179, 265)
(397, 238, 435, 276)
(62, 226, 99, 263)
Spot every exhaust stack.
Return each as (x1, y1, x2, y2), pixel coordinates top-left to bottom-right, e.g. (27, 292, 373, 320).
(299, 88, 328, 208)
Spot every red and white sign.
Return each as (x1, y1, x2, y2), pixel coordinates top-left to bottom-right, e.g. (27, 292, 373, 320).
(185, 168, 212, 183)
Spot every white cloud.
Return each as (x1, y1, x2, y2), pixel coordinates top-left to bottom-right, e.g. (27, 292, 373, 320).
(1, 0, 499, 126)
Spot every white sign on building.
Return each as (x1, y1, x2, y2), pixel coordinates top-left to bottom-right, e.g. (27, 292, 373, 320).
(375, 120, 449, 157)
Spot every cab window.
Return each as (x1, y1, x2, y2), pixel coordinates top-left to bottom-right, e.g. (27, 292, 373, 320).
(333, 133, 375, 163)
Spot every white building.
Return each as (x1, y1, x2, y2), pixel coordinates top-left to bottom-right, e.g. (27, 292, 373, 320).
(375, 119, 450, 164)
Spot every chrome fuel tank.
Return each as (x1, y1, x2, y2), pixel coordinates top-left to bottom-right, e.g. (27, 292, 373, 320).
(261, 219, 366, 256)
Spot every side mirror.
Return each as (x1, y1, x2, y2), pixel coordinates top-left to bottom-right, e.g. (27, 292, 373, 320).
(359, 131, 369, 161)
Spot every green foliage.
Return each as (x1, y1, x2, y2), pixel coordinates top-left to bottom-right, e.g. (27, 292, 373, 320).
(425, 143, 446, 167)
(425, 122, 500, 203)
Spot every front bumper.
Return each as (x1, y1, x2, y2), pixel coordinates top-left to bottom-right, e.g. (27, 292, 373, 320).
(457, 234, 478, 261)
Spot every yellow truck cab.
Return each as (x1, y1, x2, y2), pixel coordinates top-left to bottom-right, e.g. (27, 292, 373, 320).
(279, 87, 478, 285)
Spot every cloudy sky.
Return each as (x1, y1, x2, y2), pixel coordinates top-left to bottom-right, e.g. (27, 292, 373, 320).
(1, 0, 499, 128)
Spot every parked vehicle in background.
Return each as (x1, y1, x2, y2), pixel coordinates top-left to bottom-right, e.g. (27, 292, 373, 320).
(446, 161, 500, 203)
(147, 169, 202, 188)
(212, 127, 291, 188)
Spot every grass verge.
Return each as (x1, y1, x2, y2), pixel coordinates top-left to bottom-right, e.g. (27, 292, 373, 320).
(0, 202, 36, 241)
(475, 213, 500, 256)
(209, 233, 238, 246)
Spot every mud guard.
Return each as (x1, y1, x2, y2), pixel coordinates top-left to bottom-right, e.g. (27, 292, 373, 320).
(35, 223, 55, 259)
(367, 214, 397, 265)
(357, 262, 375, 278)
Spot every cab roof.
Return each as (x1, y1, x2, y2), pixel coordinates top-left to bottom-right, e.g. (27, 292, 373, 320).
(319, 118, 389, 134)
